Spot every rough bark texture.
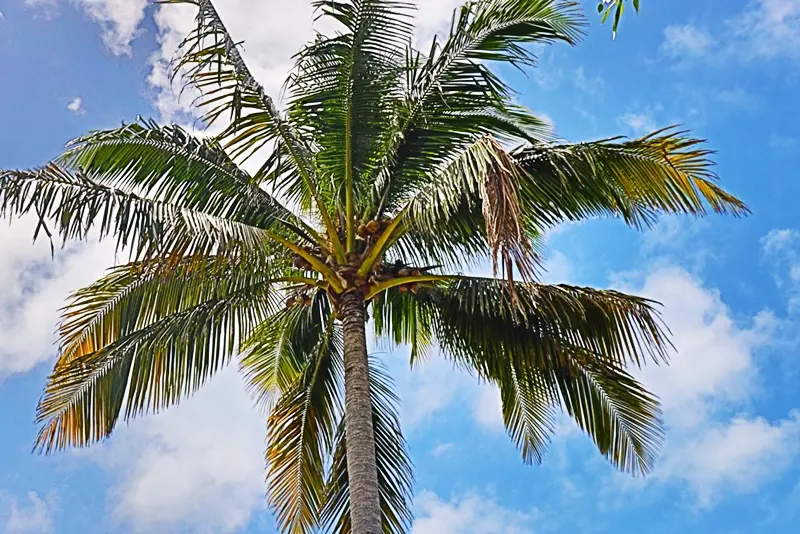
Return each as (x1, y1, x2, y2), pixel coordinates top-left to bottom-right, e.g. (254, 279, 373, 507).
(340, 290, 382, 534)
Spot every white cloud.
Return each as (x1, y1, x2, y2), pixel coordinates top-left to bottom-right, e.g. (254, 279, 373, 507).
(731, 0, 800, 60)
(26, 1, 147, 55)
(24, 0, 58, 9)
(88, 369, 267, 533)
(770, 133, 798, 150)
(661, 24, 714, 58)
(618, 111, 657, 135)
(572, 66, 605, 97)
(0, 220, 115, 377)
(66, 96, 84, 115)
(396, 356, 474, 428)
(761, 228, 800, 309)
(77, 0, 147, 56)
(414, 0, 464, 46)
(627, 267, 772, 428)
(762, 228, 799, 255)
(614, 266, 800, 506)
(430, 442, 454, 456)
(658, 414, 800, 507)
(412, 490, 538, 534)
(473, 384, 504, 432)
(663, 1, 800, 65)
(0, 491, 54, 534)
(713, 87, 756, 108)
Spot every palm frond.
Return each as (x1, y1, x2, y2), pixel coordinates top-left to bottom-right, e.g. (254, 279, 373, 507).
(513, 127, 750, 232)
(286, 0, 415, 244)
(265, 313, 343, 533)
(0, 165, 281, 262)
(35, 264, 279, 452)
(163, 0, 348, 246)
(56, 255, 284, 366)
(494, 361, 558, 465)
(428, 277, 670, 371)
(404, 135, 540, 279)
(391, 276, 667, 471)
(372, 288, 434, 366)
(165, 0, 301, 154)
(321, 358, 414, 534)
(552, 353, 664, 474)
(61, 118, 304, 233)
(372, 0, 585, 214)
(240, 289, 333, 408)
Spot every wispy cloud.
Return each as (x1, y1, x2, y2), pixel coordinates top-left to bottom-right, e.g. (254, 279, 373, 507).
(661, 24, 715, 58)
(66, 96, 84, 115)
(618, 111, 658, 134)
(412, 491, 539, 534)
(731, 0, 800, 60)
(0, 491, 55, 534)
(26, 0, 147, 56)
(662, 0, 800, 65)
(761, 228, 800, 310)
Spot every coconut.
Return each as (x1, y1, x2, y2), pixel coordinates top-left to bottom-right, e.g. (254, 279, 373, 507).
(293, 256, 310, 269)
(365, 220, 380, 233)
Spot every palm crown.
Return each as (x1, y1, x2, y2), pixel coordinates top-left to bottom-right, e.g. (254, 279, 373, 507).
(0, 1, 747, 533)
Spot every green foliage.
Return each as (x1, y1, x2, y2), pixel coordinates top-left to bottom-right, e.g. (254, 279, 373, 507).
(321, 358, 414, 534)
(0, 0, 747, 532)
(598, 0, 641, 38)
(35, 256, 281, 452)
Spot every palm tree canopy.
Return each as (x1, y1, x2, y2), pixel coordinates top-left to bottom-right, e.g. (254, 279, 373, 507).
(0, 1, 747, 532)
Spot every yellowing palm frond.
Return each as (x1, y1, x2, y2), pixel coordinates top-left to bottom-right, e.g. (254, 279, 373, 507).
(514, 127, 749, 231)
(35, 260, 279, 452)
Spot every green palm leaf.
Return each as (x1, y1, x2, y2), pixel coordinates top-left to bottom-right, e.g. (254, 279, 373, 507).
(372, 288, 434, 366)
(403, 276, 668, 472)
(264, 312, 343, 533)
(372, 0, 585, 214)
(551, 353, 663, 474)
(513, 127, 750, 231)
(35, 260, 280, 452)
(161, 0, 347, 249)
(287, 0, 415, 246)
(321, 358, 414, 534)
(0, 165, 279, 262)
(240, 289, 334, 408)
(61, 119, 303, 232)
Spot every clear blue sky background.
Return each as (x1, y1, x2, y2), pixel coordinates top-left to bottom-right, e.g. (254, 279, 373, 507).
(1, 1, 799, 533)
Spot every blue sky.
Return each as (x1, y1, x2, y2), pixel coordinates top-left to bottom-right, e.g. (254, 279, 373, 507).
(1, 0, 799, 532)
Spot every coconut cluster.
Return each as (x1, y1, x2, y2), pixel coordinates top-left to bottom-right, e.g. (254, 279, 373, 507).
(284, 218, 434, 308)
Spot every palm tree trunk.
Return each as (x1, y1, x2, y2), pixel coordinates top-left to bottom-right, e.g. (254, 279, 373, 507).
(339, 290, 382, 534)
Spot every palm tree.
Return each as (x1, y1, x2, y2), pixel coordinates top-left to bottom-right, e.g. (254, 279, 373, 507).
(0, 1, 747, 533)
